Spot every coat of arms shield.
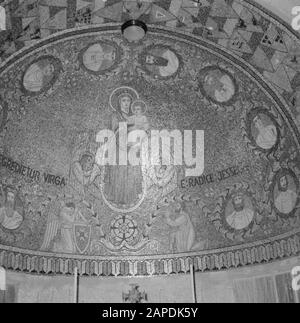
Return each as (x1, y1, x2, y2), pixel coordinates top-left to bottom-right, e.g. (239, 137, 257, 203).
(73, 224, 92, 254)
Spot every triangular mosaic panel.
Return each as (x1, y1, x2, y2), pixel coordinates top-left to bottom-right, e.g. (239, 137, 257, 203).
(0, 0, 300, 110)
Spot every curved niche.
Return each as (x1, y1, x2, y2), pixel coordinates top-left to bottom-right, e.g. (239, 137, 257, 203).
(0, 22, 300, 277)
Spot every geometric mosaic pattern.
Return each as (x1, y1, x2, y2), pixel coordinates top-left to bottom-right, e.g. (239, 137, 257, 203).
(1, 0, 300, 115)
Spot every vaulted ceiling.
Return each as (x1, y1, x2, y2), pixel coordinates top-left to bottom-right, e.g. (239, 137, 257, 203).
(1, 0, 300, 101)
(0, 0, 299, 277)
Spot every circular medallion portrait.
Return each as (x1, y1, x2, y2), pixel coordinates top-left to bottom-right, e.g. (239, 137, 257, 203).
(0, 99, 8, 133)
(140, 45, 180, 79)
(21, 56, 62, 95)
(224, 192, 255, 231)
(247, 108, 280, 152)
(80, 41, 121, 74)
(271, 169, 299, 217)
(0, 185, 24, 231)
(199, 66, 238, 105)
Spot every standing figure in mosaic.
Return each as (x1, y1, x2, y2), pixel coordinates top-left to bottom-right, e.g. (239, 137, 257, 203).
(41, 202, 88, 253)
(165, 203, 195, 253)
(103, 88, 144, 207)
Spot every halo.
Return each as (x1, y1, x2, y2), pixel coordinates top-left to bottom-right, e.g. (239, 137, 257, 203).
(79, 151, 94, 161)
(109, 86, 139, 113)
(131, 100, 147, 114)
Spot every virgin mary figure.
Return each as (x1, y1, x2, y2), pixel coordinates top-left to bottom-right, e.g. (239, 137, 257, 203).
(103, 87, 146, 209)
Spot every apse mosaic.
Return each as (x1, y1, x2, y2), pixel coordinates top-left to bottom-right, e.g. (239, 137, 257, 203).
(0, 0, 299, 277)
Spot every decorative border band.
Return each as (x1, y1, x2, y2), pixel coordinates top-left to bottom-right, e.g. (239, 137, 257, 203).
(0, 231, 299, 277)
